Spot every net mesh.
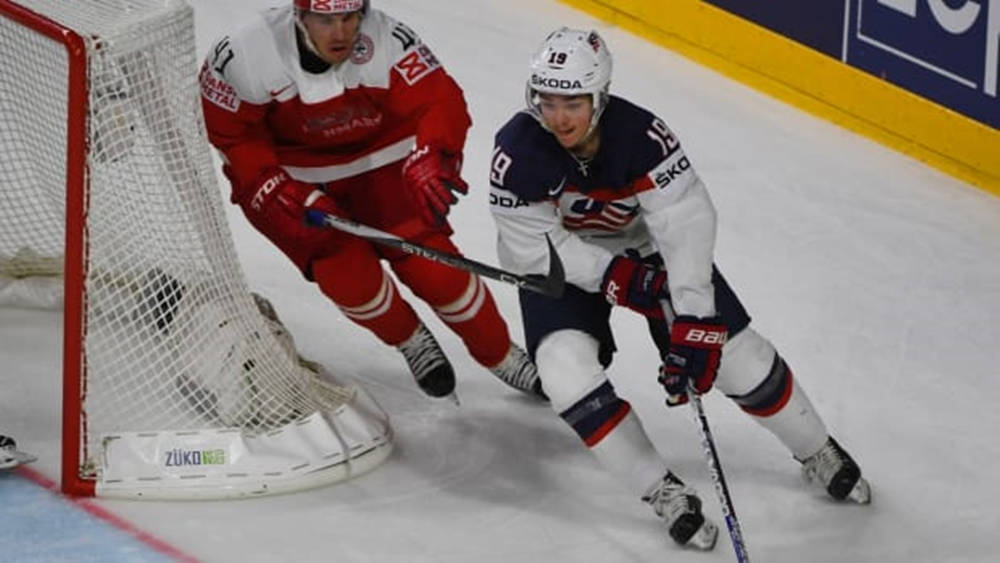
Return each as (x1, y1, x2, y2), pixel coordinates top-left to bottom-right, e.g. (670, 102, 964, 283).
(0, 0, 351, 480)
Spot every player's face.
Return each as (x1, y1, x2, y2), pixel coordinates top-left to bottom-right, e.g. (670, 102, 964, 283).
(538, 94, 595, 151)
(301, 11, 363, 65)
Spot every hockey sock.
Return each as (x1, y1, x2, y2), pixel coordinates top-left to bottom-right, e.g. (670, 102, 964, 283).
(314, 256, 420, 346)
(561, 381, 666, 498)
(734, 373, 828, 460)
(392, 236, 511, 367)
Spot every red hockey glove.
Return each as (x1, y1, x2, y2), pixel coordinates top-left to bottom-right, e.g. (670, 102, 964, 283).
(243, 167, 341, 225)
(402, 144, 469, 226)
(600, 255, 669, 318)
(658, 316, 727, 407)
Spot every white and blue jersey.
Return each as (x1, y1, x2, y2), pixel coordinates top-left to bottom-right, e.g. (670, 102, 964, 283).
(489, 95, 718, 319)
(489, 96, 751, 362)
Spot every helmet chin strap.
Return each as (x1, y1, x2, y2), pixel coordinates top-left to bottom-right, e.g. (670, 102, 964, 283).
(583, 90, 609, 139)
(294, 17, 323, 58)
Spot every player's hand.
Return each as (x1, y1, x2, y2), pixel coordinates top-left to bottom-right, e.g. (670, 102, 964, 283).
(243, 167, 341, 224)
(658, 316, 727, 406)
(402, 144, 469, 226)
(600, 255, 669, 318)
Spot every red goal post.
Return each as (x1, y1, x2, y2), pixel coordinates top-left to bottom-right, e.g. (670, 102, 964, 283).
(0, 0, 90, 496)
(0, 0, 392, 499)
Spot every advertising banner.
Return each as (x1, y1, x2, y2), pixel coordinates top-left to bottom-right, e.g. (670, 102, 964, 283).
(848, 0, 998, 128)
(705, 0, 998, 129)
(704, 0, 846, 59)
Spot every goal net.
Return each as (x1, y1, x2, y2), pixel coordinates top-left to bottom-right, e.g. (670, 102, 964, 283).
(0, 0, 392, 499)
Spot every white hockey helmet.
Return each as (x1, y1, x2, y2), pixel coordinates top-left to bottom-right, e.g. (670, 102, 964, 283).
(293, 0, 369, 16)
(525, 28, 613, 132)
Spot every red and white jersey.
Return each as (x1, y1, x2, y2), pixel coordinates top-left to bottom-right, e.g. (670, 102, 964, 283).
(200, 6, 471, 199)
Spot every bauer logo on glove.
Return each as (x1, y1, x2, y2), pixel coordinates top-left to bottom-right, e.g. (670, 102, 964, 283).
(680, 327, 727, 346)
(659, 316, 727, 407)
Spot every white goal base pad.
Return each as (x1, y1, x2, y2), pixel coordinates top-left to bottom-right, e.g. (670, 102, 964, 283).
(95, 388, 393, 500)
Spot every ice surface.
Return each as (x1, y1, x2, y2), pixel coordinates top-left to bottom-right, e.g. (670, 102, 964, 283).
(2, 0, 998, 561)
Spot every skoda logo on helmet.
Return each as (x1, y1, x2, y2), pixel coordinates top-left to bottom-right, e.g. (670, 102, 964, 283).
(531, 74, 584, 90)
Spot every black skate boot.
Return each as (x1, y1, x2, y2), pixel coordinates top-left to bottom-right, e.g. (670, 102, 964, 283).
(487, 343, 547, 399)
(397, 323, 456, 398)
(798, 437, 871, 504)
(642, 471, 719, 550)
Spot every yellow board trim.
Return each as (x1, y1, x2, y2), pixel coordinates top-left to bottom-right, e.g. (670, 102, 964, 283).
(559, 0, 1000, 195)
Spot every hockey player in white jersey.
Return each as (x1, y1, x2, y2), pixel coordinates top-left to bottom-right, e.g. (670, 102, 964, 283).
(489, 28, 871, 551)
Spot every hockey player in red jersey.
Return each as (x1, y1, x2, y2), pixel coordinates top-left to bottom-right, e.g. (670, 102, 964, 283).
(489, 28, 872, 551)
(200, 0, 542, 399)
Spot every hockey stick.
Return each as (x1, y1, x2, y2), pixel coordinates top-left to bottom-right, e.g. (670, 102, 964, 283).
(687, 384, 751, 562)
(307, 210, 565, 298)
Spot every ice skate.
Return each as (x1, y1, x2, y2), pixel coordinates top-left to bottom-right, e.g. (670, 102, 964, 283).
(397, 323, 456, 399)
(488, 343, 547, 399)
(642, 471, 719, 550)
(0, 435, 36, 470)
(798, 437, 871, 504)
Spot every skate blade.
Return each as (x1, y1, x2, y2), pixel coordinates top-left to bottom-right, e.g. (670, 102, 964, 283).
(440, 392, 460, 407)
(686, 519, 719, 551)
(848, 477, 872, 504)
(0, 451, 37, 470)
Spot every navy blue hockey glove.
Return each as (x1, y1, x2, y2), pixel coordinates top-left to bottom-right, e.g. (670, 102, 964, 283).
(658, 316, 727, 406)
(600, 255, 668, 318)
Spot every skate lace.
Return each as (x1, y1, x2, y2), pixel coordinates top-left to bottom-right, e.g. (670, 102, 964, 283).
(802, 440, 846, 483)
(643, 473, 695, 519)
(489, 346, 539, 391)
(398, 325, 448, 382)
